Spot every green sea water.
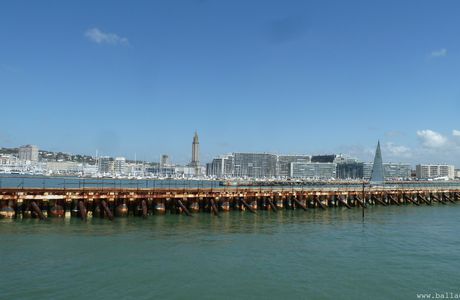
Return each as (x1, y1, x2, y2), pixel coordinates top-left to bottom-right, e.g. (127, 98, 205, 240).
(1, 205, 459, 299)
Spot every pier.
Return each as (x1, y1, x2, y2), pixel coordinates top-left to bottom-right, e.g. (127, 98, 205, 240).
(1, 184, 459, 219)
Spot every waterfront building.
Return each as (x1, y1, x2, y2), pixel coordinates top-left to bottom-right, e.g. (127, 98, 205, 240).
(0, 154, 18, 165)
(415, 164, 455, 179)
(370, 141, 384, 183)
(363, 162, 373, 179)
(206, 154, 234, 177)
(290, 162, 337, 179)
(311, 154, 336, 163)
(383, 163, 411, 180)
(145, 162, 172, 177)
(277, 155, 311, 178)
(338, 161, 410, 180)
(175, 165, 199, 176)
(233, 153, 278, 178)
(160, 154, 170, 168)
(189, 131, 201, 176)
(114, 157, 127, 175)
(82, 164, 98, 176)
(45, 161, 82, 174)
(362, 162, 411, 180)
(336, 162, 364, 179)
(18, 145, 39, 162)
(98, 156, 113, 174)
(455, 169, 460, 179)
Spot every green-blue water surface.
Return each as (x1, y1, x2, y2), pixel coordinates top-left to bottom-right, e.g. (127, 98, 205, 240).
(1, 205, 459, 299)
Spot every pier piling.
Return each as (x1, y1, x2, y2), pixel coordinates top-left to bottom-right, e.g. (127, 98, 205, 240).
(101, 200, 114, 221)
(30, 201, 46, 220)
(177, 199, 192, 216)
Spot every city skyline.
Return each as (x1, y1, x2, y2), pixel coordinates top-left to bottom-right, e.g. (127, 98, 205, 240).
(1, 1, 460, 166)
(1, 135, 458, 170)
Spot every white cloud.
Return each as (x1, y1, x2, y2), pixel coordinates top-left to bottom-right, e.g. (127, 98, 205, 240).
(416, 129, 447, 148)
(430, 48, 447, 58)
(84, 28, 129, 46)
(453, 130, 460, 137)
(383, 142, 412, 158)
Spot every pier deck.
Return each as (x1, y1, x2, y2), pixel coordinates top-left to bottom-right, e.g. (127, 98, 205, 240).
(1, 184, 459, 219)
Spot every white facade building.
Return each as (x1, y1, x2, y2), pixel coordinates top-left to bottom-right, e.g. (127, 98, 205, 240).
(290, 162, 337, 179)
(114, 157, 127, 175)
(416, 164, 455, 179)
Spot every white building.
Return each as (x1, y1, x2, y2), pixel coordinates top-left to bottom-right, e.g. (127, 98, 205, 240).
(160, 154, 170, 168)
(416, 164, 455, 179)
(18, 145, 39, 162)
(290, 162, 337, 179)
(0, 154, 18, 165)
(46, 161, 81, 174)
(113, 157, 127, 175)
(175, 165, 199, 176)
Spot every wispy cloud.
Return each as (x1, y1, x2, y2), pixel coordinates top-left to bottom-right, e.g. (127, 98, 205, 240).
(384, 130, 405, 138)
(383, 142, 412, 159)
(84, 28, 129, 46)
(430, 48, 447, 58)
(416, 129, 447, 148)
(453, 129, 460, 137)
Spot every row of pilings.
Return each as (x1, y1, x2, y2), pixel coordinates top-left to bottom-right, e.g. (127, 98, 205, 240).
(0, 190, 459, 220)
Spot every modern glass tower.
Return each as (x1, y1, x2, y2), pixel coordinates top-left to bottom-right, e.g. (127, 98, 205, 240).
(370, 141, 384, 184)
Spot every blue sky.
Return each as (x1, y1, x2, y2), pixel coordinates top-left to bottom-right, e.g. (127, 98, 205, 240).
(1, 0, 459, 166)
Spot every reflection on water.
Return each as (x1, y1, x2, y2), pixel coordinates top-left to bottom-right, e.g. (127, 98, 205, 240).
(1, 205, 460, 299)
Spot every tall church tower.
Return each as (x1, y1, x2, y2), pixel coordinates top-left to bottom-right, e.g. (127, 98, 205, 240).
(190, 131, 200, 175)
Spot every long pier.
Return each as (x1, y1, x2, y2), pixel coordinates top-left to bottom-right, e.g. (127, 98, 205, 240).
(1, 184, 459, 219)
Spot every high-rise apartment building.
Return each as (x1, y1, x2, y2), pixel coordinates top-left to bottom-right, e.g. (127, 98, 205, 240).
(114, 157, 126, 175)
(277, 155, 311, 178)
(415, 164, 455, 179)
(206, 155, 234, 177)
(290, 162, 337, 179)
(160, 154, 170, 167)
(18, 145, 39, 162)
(98, 156, 113, 174)
(232, 153, 278, 178)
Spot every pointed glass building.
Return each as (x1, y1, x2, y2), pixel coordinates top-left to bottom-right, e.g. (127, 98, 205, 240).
(370, 141, 384, 184)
